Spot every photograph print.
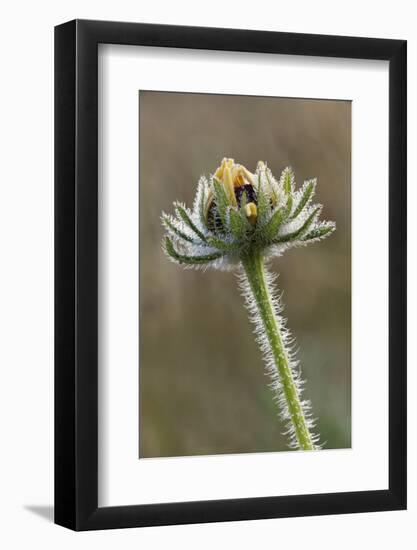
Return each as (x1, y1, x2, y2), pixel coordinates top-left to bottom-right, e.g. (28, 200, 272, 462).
(139, 91, 351, 459)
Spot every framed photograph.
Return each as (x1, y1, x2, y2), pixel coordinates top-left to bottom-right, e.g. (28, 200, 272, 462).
(55, 19, 406, 530)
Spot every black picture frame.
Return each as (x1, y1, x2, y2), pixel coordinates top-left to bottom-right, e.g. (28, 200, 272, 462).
(55, 19, 407, 531)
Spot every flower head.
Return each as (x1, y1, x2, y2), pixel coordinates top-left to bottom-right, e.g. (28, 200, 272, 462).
(162, 158, 335, 270)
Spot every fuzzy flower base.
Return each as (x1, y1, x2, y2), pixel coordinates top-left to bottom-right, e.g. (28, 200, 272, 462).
(162, 158, 335, 450)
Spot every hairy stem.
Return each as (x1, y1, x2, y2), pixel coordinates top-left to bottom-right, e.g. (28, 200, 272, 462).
(241, 249, 316, 450)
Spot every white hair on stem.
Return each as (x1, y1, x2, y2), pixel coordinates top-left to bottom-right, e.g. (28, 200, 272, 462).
(237, 264, 321, 450)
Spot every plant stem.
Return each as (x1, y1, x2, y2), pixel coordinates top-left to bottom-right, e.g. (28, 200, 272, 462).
(241, 249, 315, 450)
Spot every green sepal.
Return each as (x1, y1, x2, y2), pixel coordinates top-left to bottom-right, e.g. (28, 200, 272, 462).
(280, 167, 295, 195)
(283, 194, 293, 220)
(290, 179, 316, 220)
(206, 236, 240, 252)
(239, 189, 247, 214)
(198, 182, 208, 228)
(175, 204, 207, 242)
(229, 207, 250, 240)
(162, 214, 196, 244)
(302, 223, 335, 241)
(265, 169, 279, 205)
(164, 237, 223, 265)
(273, 206, 321, 244)
(261, 207, 286, 242)
(212, 178, 231, 229)
(256, 173, 270, 227)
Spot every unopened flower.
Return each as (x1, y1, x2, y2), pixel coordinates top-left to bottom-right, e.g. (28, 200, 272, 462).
(162, 158, 335, 271)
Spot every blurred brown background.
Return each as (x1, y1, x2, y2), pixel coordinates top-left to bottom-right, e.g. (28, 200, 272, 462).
(139, 91, 351, 458)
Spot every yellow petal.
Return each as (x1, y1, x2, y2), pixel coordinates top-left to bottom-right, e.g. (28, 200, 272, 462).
(231, 166, 245, 187)
(223, 166, 238, 206)
(239, 165, 254, 185)
(214, 158, 235, 181)
(245, 202, 258, 225)
(214, 159, 226, 180)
